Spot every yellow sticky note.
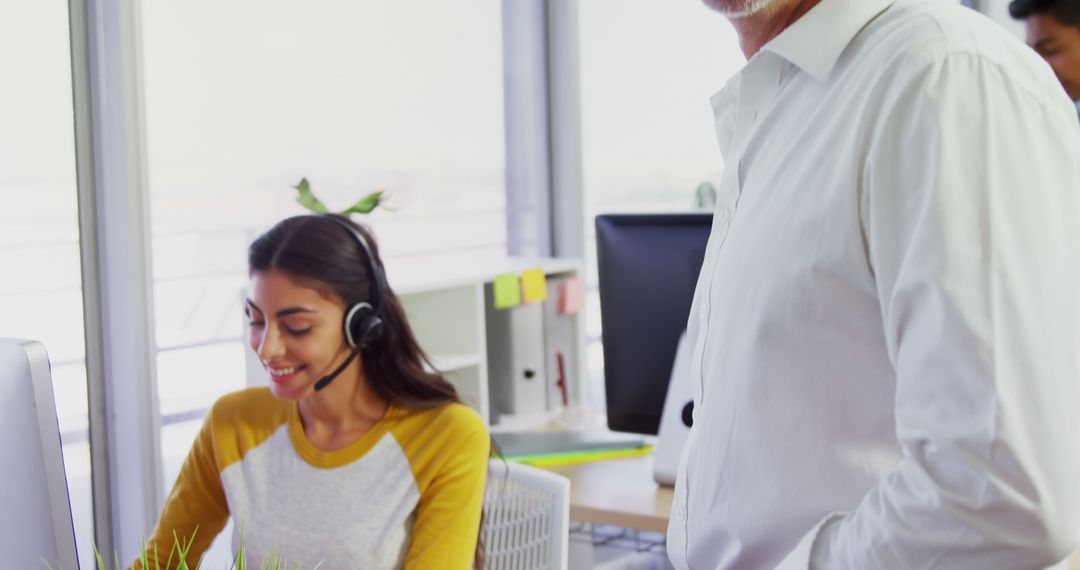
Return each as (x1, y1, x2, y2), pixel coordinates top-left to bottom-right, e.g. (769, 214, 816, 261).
(493, 273, 522, 309)
(521, 268, 548, 303)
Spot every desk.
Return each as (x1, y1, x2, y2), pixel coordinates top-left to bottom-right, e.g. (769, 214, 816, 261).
(543, 454, 673, 533)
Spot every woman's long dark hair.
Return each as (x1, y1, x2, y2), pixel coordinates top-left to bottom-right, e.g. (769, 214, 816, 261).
(248, 214, 487, 568)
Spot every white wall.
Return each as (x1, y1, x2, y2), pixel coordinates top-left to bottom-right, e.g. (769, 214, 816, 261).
(980, 0, 1027, 40)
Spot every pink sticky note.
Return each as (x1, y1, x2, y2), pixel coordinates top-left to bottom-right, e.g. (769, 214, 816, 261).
(558, 276, 584, 315)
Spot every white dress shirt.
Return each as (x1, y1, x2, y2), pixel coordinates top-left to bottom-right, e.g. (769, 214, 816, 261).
(667, 0, 1080, 568)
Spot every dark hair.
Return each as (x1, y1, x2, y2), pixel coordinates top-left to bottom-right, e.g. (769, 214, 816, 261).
(1010, 0, 1080, 28)
(248, 214, 487, 568)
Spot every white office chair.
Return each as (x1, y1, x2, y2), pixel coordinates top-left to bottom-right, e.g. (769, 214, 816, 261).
(482, 459, 571, 570)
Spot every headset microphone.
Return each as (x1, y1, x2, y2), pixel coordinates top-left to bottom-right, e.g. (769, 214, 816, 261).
(314, 349, 360, 391)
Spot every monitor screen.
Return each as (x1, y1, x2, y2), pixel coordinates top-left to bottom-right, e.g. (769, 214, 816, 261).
(596, 213, 712, 435)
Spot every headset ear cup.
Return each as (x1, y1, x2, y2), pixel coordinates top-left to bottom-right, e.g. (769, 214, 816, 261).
(344, 303, 375, 349)
(355, 315, 384, 350)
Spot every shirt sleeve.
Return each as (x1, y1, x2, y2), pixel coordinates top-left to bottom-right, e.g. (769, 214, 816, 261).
(778, 50, 1080, 569)
(129, 411, 230, 570)
(403, 411, 491, 569)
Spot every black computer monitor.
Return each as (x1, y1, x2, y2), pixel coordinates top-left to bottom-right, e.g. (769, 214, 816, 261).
(595, 213, 712, 435)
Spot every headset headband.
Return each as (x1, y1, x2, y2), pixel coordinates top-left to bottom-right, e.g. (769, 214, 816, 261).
(318, 214, 384, 314)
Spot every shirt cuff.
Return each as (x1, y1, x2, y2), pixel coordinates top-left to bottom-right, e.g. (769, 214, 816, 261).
(774, 512, 846, 570)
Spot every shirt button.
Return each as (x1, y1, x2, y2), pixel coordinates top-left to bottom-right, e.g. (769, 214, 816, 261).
(717, 206, 734, 222)
(674, 506, 686, 520)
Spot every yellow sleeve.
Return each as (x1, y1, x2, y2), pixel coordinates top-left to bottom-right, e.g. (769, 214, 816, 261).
(129, 411, 229, 570)
(402, 407, 491, 569)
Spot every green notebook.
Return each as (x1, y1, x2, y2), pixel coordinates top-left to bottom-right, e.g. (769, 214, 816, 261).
(492, 430, 647, 456)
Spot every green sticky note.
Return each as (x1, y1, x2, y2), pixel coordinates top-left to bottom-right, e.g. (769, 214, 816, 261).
(493, 273, 522, 309)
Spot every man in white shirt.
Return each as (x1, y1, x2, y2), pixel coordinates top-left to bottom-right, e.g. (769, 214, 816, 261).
(668, 0, 1080, 568)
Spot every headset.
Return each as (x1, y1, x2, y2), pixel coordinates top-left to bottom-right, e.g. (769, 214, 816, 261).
(312, 214, 386, 391)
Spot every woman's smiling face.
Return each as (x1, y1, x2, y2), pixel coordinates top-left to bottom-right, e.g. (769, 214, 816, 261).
(246, 268, 350, 401)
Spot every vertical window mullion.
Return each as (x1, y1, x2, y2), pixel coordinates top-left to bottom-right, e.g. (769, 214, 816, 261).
(547, 0, 585, 261)
(69, 0, 164, 561)
(502, 0, 554, 258)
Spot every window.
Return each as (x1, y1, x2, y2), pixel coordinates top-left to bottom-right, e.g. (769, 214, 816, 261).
(578, 0, 745, 410)
(139, 1, 506, 562)
(0, 3, 93, 568)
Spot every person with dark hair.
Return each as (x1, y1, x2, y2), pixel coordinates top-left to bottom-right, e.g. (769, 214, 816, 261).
(1011, 0, 1080, 118)
(130, 214, 490, 569)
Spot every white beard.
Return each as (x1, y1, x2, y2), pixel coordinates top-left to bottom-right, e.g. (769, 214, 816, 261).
(705, 0, 783, 18)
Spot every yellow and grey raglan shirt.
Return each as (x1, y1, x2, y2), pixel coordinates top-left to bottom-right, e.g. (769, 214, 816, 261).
(132, 387, 489, 570)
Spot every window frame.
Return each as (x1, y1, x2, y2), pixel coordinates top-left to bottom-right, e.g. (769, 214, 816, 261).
(69, 0, 163, 560)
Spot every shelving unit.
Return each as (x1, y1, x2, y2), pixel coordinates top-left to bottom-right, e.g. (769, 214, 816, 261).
(391, 255, 587, 425)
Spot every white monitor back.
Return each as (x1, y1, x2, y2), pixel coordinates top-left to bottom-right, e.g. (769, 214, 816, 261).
(653, 331, 694, 486)
(0, 338, 79, 569)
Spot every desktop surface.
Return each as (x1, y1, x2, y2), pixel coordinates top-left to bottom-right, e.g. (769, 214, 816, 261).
(543, 453, 673, 533)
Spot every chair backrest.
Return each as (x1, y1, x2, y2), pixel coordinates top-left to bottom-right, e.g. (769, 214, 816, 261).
(482, 459, 570, 570)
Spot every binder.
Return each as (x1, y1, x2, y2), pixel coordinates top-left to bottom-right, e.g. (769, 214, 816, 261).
(542, 275, 576, 409)
(485, 283, 549, 416)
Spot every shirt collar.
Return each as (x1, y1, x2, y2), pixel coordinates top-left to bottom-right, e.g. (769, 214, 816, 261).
(763, 0, 895, 82)
(709, 71, 743, 154)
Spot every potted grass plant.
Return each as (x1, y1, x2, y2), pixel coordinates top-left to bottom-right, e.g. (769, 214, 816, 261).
(45, 526, 304, 570)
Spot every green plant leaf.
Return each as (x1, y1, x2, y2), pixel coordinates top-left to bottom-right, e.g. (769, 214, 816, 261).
(175, 526, 200, 570)
(338, 190, 384, 216)
(234, 521, 246, 570)
(293, 178, 328, 213)
(167, 531, 180, 570)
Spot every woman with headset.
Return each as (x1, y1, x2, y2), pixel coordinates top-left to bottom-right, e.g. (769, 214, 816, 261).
(131, 214, 490, 569)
